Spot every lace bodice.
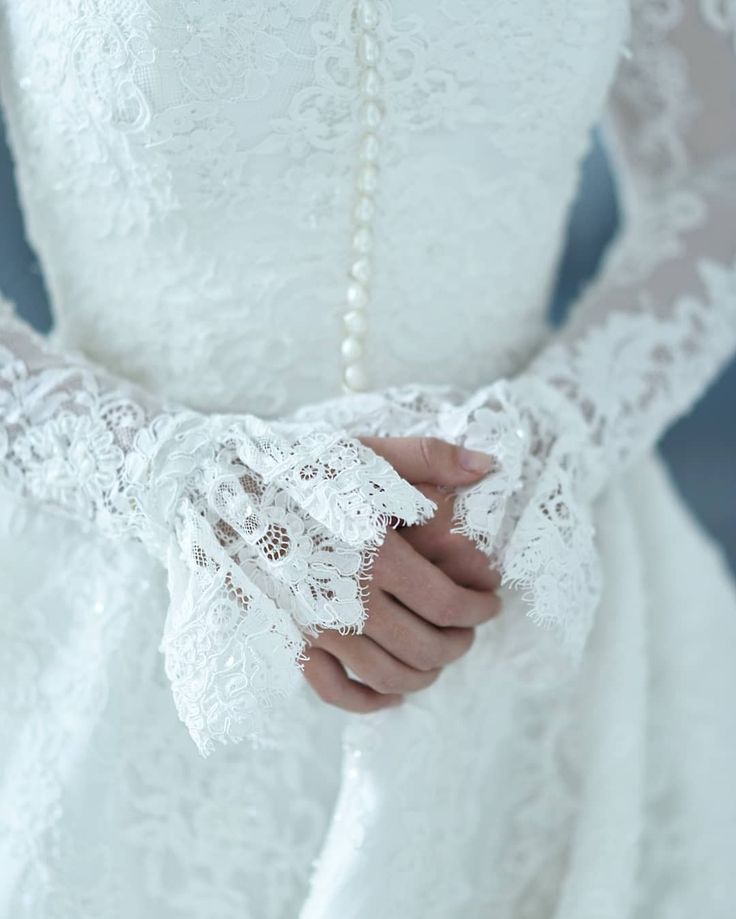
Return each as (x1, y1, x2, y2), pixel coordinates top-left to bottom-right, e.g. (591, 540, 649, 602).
(0, 0, 630, 415)
(0, 0, 735, 749)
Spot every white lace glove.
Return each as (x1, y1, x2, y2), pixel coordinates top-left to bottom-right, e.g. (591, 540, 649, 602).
(291, 3, 736, 681)
(0, 299, 434, 754)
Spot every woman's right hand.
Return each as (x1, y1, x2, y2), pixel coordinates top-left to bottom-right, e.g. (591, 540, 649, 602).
(302, 437, 502, 712)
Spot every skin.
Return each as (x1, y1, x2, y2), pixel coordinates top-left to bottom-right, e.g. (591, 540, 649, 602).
(302, 436, 502, 713)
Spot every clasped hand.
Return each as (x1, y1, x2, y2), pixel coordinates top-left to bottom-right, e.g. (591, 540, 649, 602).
(303, 437, 501, 711)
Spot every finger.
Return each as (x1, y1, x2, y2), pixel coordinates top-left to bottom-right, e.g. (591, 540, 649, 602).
(312, 629, 443, 696)
(401, 484, 502, 591)
(302, 646, 403, 712)
(401, 524, 502, 591)
(373, 529, 501, 628)
(360, 436, 495, 488)
(437, 550, 502, 592)
(363, 590, 475, 671)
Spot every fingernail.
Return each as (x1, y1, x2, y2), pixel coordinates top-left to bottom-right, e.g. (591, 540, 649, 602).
(458, 447, 494, 474)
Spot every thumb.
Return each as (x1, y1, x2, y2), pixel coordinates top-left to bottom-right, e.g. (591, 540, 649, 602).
(359, 436, 495, 488)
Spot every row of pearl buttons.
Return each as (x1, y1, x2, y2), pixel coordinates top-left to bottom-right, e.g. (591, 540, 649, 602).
(341, 0, 383, 393)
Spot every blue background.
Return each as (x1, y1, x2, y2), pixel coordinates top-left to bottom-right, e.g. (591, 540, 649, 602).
(1, 120, 734, 568)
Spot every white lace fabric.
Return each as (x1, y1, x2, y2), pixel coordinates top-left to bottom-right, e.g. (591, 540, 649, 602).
(291, 0, 736, 678)
(0, 1, 626, 416)
(0, 2, 734, 917)
(448, 0, 736, 668)
(0, 0, 734, 730)
(0, 0, 734, 709)
(0, 302, 434, 753)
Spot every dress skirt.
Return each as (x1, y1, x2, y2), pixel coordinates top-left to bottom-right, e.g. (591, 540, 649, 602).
(0, 451, 734, 918)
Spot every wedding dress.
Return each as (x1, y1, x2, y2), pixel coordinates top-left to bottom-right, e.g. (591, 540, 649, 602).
(0, 0, 735, 915)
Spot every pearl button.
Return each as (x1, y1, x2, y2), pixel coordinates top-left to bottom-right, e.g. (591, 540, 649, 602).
(351, 256, 372, 284)
(353, 226, 373, 253)
(341, 336, 364, 362)
(360, 132, 380, 163)
(361, 100, 384, 129)
(344, 309, 368, 335)
(344, 363, 369, 391)
(361, 67, 381, 99)
(338, 1, 386, 395)
(358, 1, 379, 30)
(354, 196, 375, 224)
(347, 281, 369, 309)
(358, 33, 379, 66)
(357, 164, 378, 194)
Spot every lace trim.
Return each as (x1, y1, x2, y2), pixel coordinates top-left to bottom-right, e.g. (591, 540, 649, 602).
(159, 428, 435, 755)
(451, 257, 736, 671)
(448, 382, 600, 667)
(287, 256, 736, 682)
(0, 303, 436, 755)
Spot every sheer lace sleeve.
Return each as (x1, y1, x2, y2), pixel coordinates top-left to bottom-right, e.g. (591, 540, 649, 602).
(0, 297, 434, 753)
(446, 0, 736, 672)
(293, 1, 736, 680)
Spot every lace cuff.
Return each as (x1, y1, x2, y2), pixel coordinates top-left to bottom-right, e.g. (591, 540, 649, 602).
(146, 417, 436, 755)
(288, 384, 600, 684)
(0, 297, 435, 755)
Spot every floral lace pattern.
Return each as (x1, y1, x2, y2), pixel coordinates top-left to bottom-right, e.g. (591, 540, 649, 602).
(0, 298, 434, 754)
(292, 0, 736, 680)
(288, 4, 736, 908)
(0, 0, 627, 415)
(0, 0, 735, 916)
(292, 253, 736, 683)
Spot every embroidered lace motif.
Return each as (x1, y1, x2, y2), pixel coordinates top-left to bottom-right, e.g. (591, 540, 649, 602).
(291, 0, 736, 681)
(0, 301, 434, 753)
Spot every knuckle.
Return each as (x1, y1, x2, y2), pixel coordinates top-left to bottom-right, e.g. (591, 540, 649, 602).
(315, 681, 343, 707)
(432, 605, 452, 628)
(412, 636, 446, 671)
(387, 618, 412, 653)
(433, 586, 464, 626)
(428, 525, 455, 554)
(372, 665, 405, 695)
(418, 437, 446, 475)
